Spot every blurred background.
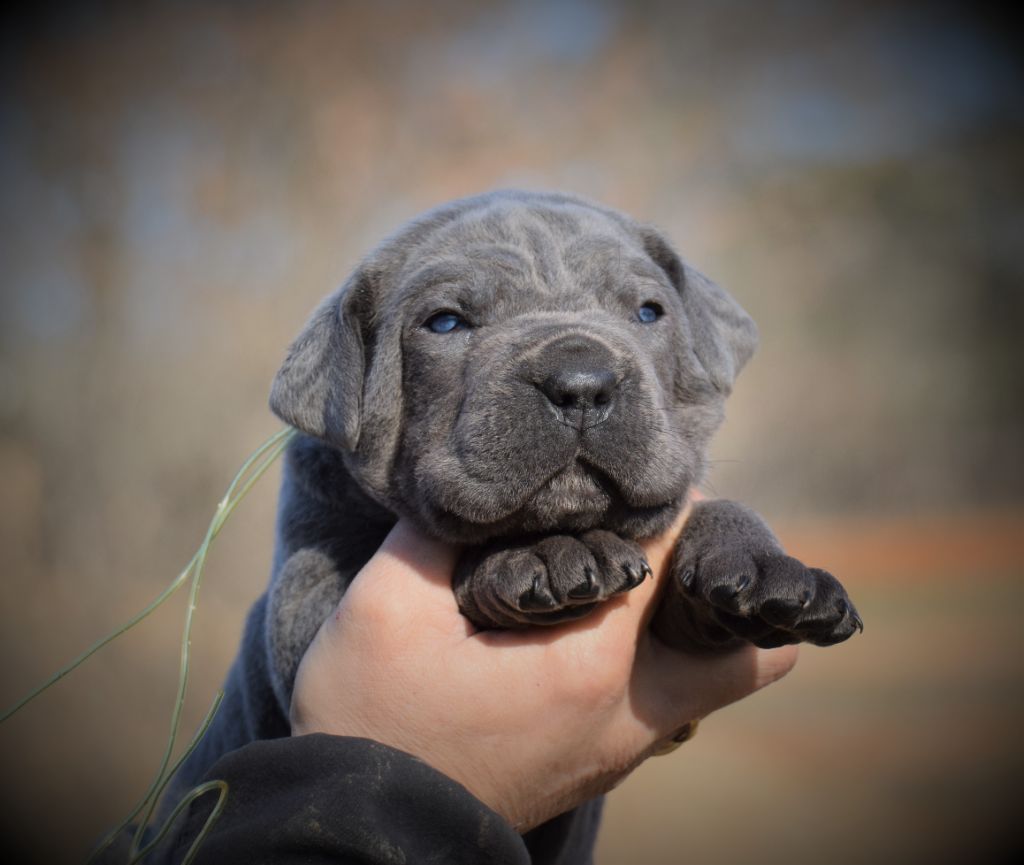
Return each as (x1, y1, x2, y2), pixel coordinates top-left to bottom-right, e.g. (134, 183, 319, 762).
(1, 1, 1021, 862)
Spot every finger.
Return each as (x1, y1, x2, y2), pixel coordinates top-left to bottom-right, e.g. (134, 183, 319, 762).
(631, 642, 799, 736)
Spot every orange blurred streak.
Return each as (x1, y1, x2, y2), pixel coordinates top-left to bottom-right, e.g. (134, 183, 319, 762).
(778, 510, 1024, 583)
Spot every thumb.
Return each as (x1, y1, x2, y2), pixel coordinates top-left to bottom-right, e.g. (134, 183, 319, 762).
(632, 641, 800, 737)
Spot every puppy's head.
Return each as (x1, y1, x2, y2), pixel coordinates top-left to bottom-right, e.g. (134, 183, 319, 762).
(271, 190, 757, 543)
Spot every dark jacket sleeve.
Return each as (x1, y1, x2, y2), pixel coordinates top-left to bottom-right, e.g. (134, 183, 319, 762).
(160, 734, 530, 865)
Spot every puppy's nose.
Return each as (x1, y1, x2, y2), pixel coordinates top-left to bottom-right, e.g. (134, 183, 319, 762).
(538, 365, 619, 427)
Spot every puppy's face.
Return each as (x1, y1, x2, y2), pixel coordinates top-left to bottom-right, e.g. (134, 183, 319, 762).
(271, 191, 757, 543)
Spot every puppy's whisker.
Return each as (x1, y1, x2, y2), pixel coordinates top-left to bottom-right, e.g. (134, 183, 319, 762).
(696, 479, 719, 497)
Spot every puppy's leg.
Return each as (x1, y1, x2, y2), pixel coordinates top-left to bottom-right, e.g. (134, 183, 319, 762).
(266, 548, 354, 710)
(651, 500, 862, 651)
(453, 532, 651, 629)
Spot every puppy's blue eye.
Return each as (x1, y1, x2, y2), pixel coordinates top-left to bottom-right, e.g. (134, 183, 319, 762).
(637, 302, 663, 324)
(425, 311, 467, 333)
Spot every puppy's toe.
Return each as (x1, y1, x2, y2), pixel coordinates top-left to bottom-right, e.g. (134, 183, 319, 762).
(751, 553, 818, 627)
(579, 530, 651, 595)
(792, 568, 863, 646)
(533, 532, 650, 603)
(532, 536, 602, 604)
(680, 550, 759, 614)
(518, 570, 559, 612)
(752, 557, 860, 647)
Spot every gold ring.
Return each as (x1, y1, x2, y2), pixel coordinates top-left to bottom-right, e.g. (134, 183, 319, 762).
(652, 720, 699, 756)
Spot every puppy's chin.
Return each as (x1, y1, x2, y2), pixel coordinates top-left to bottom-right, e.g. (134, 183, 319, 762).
(410, 461, 688, 545)
(518, 463, 613, 525)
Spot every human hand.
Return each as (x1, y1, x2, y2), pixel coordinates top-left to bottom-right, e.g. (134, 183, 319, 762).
(290, 505, 799, 831)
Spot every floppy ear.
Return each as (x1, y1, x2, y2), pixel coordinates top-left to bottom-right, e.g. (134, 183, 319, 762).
(269, 273, 369, 450)
(640, 227, 759, 393)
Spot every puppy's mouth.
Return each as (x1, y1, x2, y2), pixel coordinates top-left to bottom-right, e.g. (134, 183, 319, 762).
(516, 457, 684, 533)
(525, 459, 614, 520)
(424, 454, 680, 542)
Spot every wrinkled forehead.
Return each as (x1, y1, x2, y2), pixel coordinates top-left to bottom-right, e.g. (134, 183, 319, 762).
(385, 203, 667, 315)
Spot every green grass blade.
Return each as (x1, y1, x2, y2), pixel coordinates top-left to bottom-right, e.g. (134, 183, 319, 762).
(128, 429, 295, 852)
(3, 426, 296, 864)
(0, 426, 296, 724)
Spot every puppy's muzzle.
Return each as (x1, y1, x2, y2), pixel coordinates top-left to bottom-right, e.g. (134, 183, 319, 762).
(533, 337, 622, 430)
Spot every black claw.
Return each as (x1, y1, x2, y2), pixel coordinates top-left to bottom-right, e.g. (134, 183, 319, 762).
(736, 574, 752, 593)
(641, 561, 653, 578)
(532, 574, 546, 599)
(852, 610, 864, 633)
(519, 573, 557, 611)
(799, 588, 812, 608)
(568, 567, 599, 600)
(621, 563, 642, 589)
(680, 565, 696, 590)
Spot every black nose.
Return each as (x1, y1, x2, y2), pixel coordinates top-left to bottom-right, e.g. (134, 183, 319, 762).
(538, 365, 619, 427)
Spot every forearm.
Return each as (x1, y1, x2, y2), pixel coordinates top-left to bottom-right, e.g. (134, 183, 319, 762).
(160, 734, 529, 865)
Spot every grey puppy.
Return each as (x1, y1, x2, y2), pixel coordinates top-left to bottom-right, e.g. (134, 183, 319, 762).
(170, 189, 861, 855)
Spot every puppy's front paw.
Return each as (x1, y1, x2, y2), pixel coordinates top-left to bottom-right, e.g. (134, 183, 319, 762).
(666, 548, 862, 650)
(650, 500, 862, 652)
(454, 531, 650, 629)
